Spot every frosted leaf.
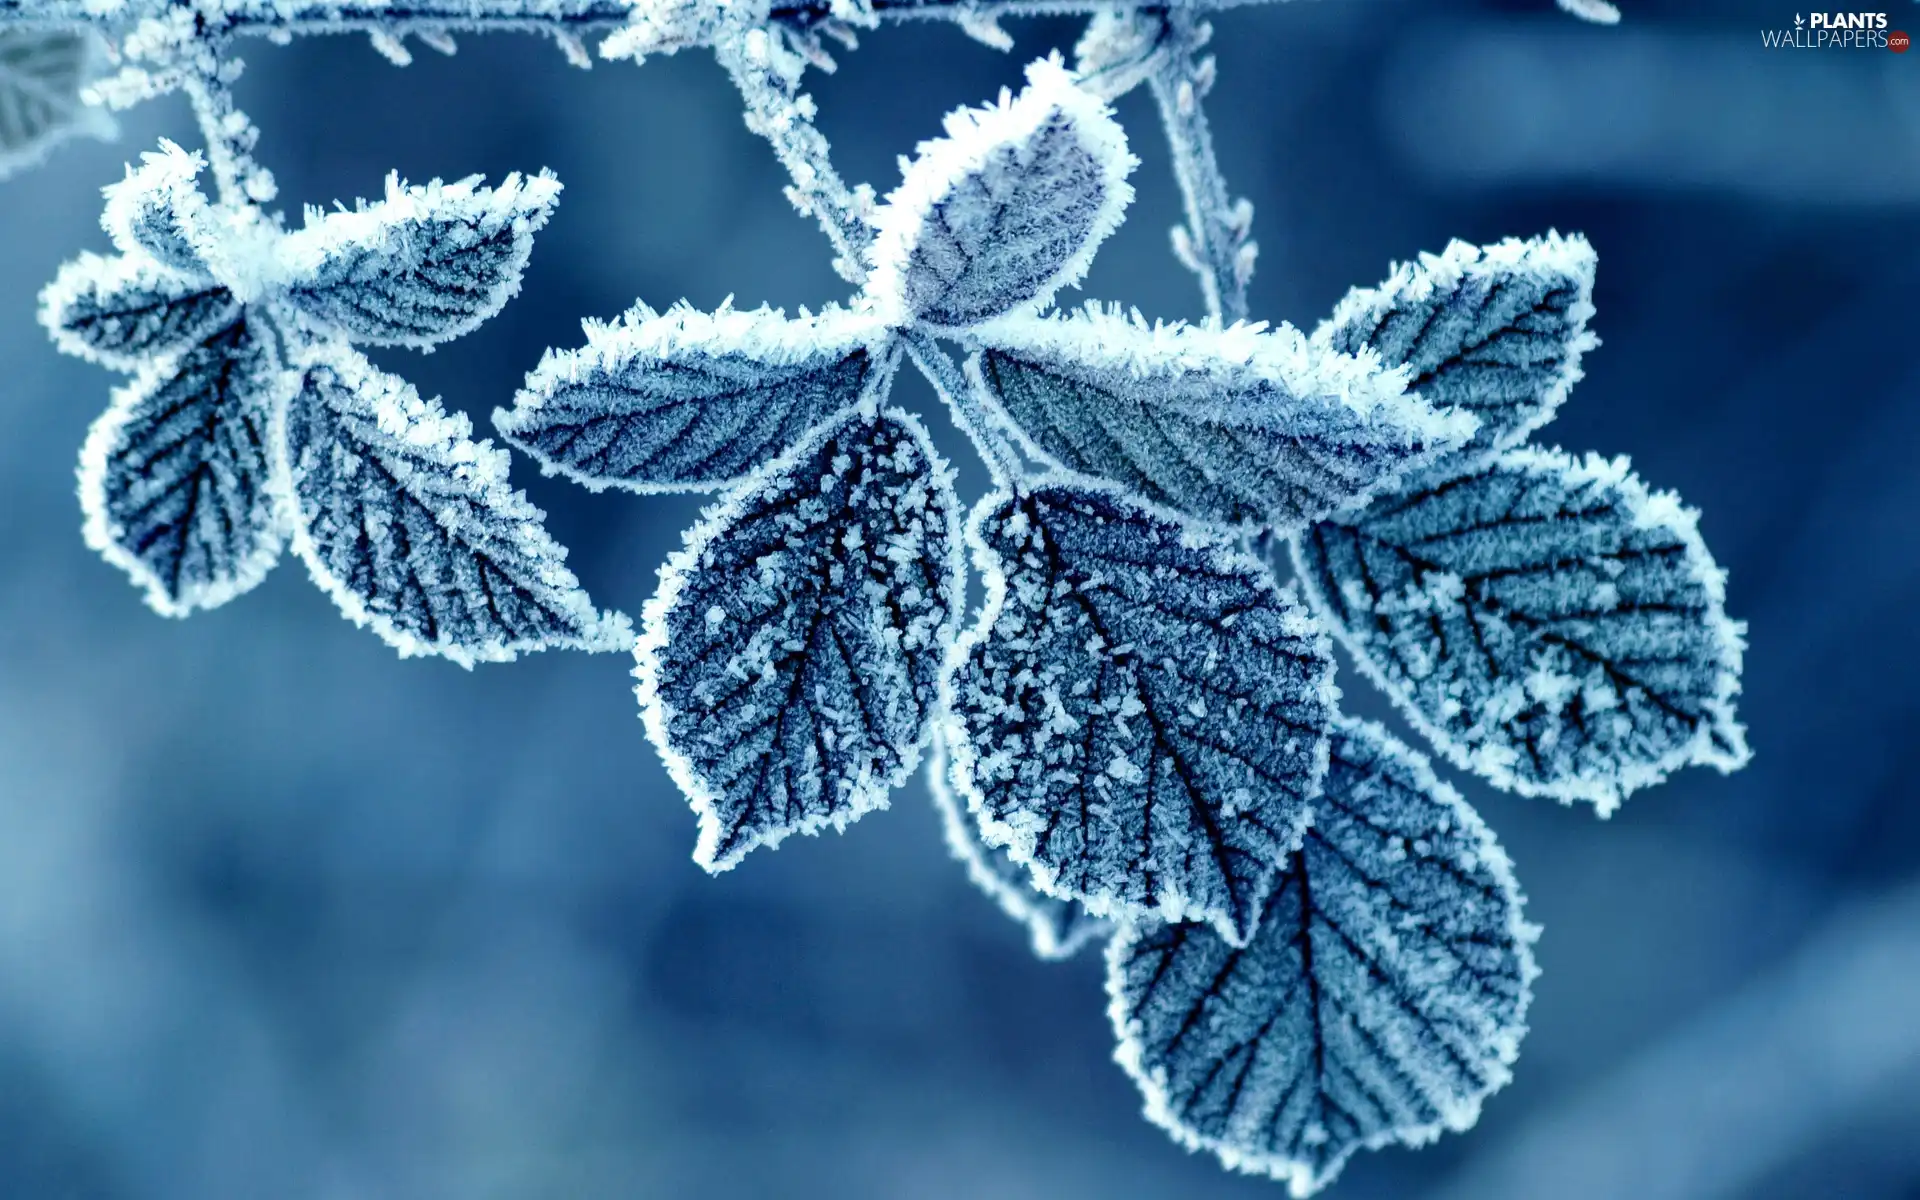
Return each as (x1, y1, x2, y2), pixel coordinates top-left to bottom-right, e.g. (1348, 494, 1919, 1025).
(40, 253, 237, 372)
(635, 407, 962, 872)
(276, 171, 561, 348)
(497, 303, 890, 494)
(100, 140, 215, 275)
(942, 481, 1335, 946)
(77, 315, 288, 617)
(0, 29, 113, 181)
(279, 343, 632, 667)
(929, 729, 1111, 960)
(969, 305, 1476, 532)
(1317, 234, 1597, 483)
(1294, 448, 1750, 812)
(1108, 717, 1536, 1197)
(865, 56, 1136, 331)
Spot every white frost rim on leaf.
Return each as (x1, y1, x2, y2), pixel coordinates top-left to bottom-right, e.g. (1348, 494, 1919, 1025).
(76, 336, 291, 619)
(99, 139, 217, 271)
(928, 728, 1111, 960)
(1313, 232, 1599, 473)
(864, 54, 1138, 330)
(633, 400, 963, 873)
(274, 340, 634, 669)
(271, 170, 562, 346)
(1104, 716, 1542, 1198)
(936, 472, 1338, 943)
(1294, 446, 1751, 815)
(969, 301, 1481, 526)
(499, 299, 894, 494)
(38, 250, 236, 372)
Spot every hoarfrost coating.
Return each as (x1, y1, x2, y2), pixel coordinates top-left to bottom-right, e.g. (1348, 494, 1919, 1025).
(11, 0, 1752, 1191)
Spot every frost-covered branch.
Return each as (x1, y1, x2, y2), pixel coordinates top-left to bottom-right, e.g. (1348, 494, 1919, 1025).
(1144, 9, 1254, 322)
(0, 0, 1286, 37)
(178, 44, 276, 205)
(712, 25, 875, 285)
(902, 330, 1021, 482)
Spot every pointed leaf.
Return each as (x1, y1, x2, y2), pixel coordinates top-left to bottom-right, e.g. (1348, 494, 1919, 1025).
(1295, 448, 1750, 812)
(276, 171, 560, 348)
(1108, 717, 1536, 1197)
(41, 252, 238, 371)
(497, 303, 888, 493)
(101, 140, 216, 275)
(866, 56, 1136, 331)
(930, 730, 1111, 960)
(970, 305, 1476, 531)
(635, 407, 963, 871)
(1317, 234, 1597, 482)
(0, 29, 113, 182)
(942, 481, 1335, 946)
(279, 344, 632, 666)
(77, 315, 288, 616)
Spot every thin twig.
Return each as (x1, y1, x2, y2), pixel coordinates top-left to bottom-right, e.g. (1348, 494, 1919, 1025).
(715, 25, 1025, 483)
(903, 332, 1022, 486)
(1146, 7, 1255, 324)
(178, 39, 275, 207)
(713, 27, 874, 286)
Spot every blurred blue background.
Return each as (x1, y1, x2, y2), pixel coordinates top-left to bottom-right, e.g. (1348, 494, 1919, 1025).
(3, 2, 1917, 1197)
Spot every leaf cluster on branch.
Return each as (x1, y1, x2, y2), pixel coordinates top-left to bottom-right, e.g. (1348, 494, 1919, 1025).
(2, 0, 1743, 1191)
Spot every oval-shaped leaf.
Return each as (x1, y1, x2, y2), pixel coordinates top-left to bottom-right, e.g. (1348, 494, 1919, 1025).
(1316, 233, 1597, 482)
(969, 306, 1475, 531)
(0, 29, 113, 182)
(280, 344, 632, 666)
(929, 730, 1111, 960)
(496, 303, 888, 493)
(943, 481, 1335, 946)
(78, 315, 288, 616)
(41, 252, 236, 371)
(1108, 717, 1536, 1197)
(1294, 448, 1750, 812)
(635, 407, 963, 872)
(276, 171, 560, 348)
(101, 140, 215, 275)
(865, 56, 1136, 331)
